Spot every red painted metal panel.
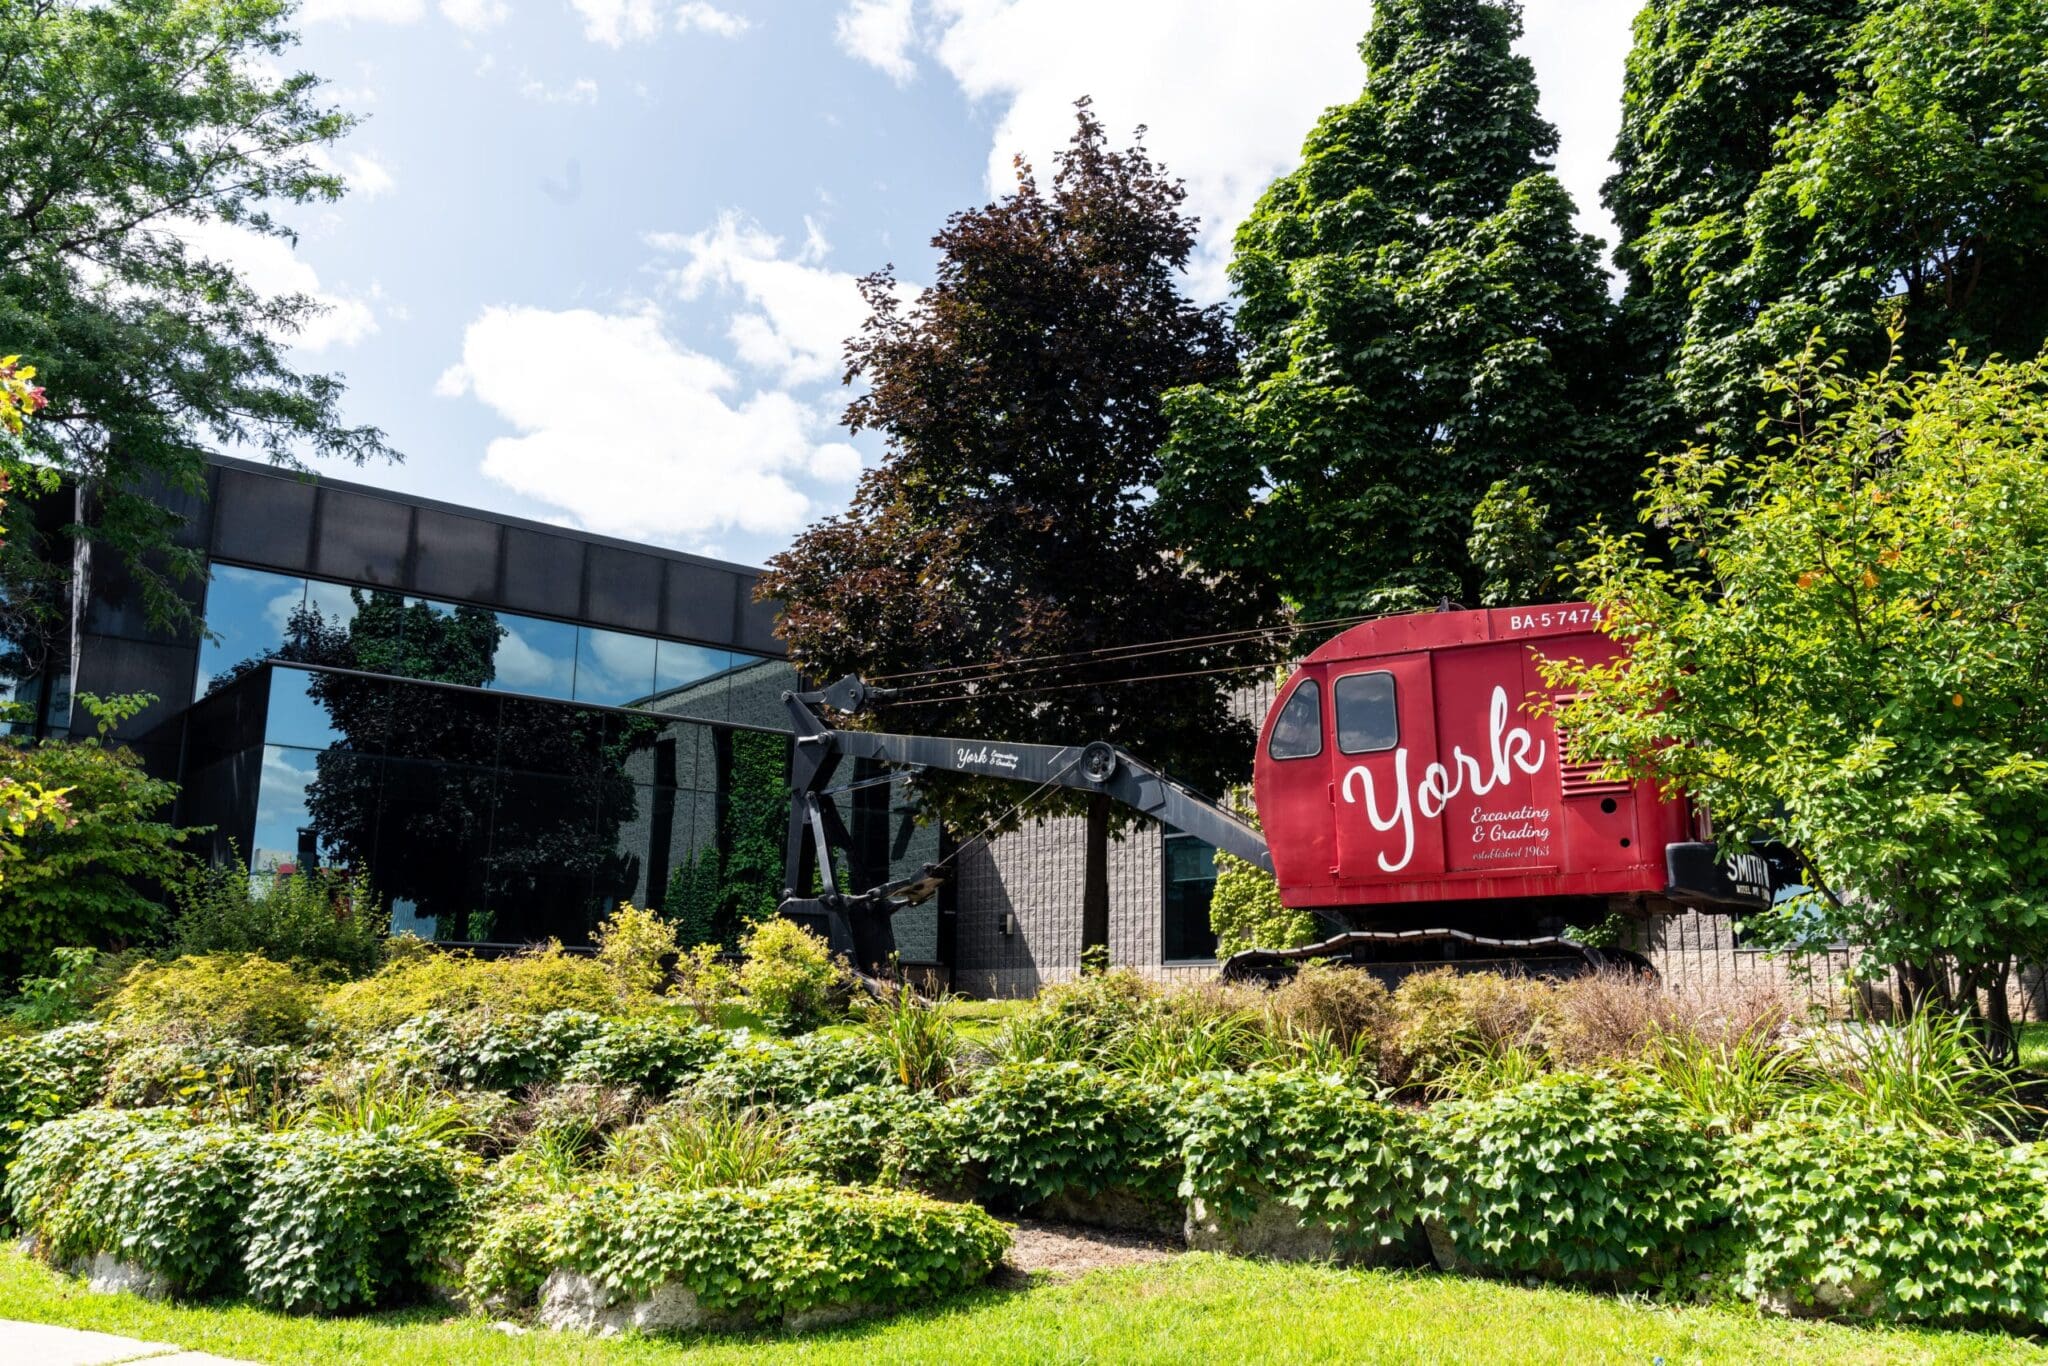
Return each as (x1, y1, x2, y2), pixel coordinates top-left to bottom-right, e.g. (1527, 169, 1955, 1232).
(1258, 604, 1695, 914)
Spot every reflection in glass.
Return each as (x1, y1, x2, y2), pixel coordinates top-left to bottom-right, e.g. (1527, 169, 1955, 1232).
(264, 667, 342, 750)
(372, 757, 496, 939)
(576, 628, 658, 706)
(726, 655, 797, 729)
(490, 614, 578, 699)
(486, 768, 604, 943)
(651, 640, 733, 721)
(197, 567, 308, 695)
(251, 743, 324, 878)
(1162, 831, 1220, 962)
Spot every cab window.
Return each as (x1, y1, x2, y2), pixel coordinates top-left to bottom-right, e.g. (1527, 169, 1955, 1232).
(1334, 672, 1398, 754)
(1267, 679, 1322, 760)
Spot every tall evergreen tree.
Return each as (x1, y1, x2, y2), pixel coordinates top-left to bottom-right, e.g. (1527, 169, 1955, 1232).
(1157, 0, 1621, 618)
(760, 105, 1275, 966)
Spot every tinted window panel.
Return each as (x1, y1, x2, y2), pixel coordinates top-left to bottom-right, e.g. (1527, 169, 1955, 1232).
(1161, 832, 1219, 962)
(1268, 679, 1323, 760)
(575, 628, 658, 706)
(490, 614, 578, 699)
(264, 666, 342, 750)
(1335, 672, 1399, 755)
(196, 567, 307, 696)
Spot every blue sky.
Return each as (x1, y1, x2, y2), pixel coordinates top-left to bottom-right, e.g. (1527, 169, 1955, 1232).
(235, 0, 1639, 570)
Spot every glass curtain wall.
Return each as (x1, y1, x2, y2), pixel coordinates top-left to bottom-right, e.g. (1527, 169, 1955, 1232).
(194, 564, 764, 721)
(187, 662, 796, 947)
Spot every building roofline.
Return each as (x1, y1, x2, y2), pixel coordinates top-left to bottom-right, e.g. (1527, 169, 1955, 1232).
(204, 452, 768, 578)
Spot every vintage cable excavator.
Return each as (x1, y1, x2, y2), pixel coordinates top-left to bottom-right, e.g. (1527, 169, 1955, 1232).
(776, 605, 1782, 983)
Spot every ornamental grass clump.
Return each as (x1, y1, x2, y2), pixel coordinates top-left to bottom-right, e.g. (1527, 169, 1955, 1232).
(1422, 1072, 1722, 1287)
(1801, 1009, 2032, 1141)
(465, 1180, 1010, 1326)
(1721, 1119, 2048, 1328)
(862, 982, 963, 1095)
(1176, 1069, 1417, 1259)
(601, 1102, 799, 1191)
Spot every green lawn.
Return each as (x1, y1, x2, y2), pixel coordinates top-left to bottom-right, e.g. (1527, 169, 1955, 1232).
(1, 1247, 2038, 1364)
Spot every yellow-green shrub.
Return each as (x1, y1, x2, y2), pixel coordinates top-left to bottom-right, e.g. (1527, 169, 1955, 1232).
(592, 902, 678, 997)
(321, 944, 623, 1035)
(102, 954, 327, 1046)
(736, 919, 847, 1032)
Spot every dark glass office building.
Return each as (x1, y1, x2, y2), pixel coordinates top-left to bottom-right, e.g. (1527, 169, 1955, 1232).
(29, 455, 938, 955)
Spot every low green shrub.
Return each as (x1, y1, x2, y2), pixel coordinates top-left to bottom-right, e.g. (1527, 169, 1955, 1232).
(956, 1060, 1177, 1208)
(321, 945, 624, 1035)
(1720, 1119, 2048, 1328)
(736, 919, 848, 1032)
(1176, 1070, 1416, 1253)
(101, 954, 326, 1047)
(467, 1179, 1008, 1323)
(239, 1127, 471, 1313)
(1422, 1072, 1720, 1286)
(170, 864, 387, 978)
(0, 1021, 113, 1175)
(694, 1032, 890, 1108)
(562, 1012, 725, 1094)
(40, 1121, 265, 1296)
(369, 1009, 604, 1091)
(791, 1084, 964, 1190)
(5, 1108, 184, 1237)
(100, 1039, 307, 1116)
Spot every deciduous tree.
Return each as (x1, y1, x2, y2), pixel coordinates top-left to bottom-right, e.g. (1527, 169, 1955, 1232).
(1546, 341, 2048, 1058)
(1157, 0, 1624, 619)
(0, 0, 391, 655)
(761, 104, 1276, 965)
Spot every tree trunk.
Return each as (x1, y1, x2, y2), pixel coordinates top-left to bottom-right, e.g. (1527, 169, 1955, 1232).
(1982, 958, 2016, 1067)
(1080, 792, 1111, 973)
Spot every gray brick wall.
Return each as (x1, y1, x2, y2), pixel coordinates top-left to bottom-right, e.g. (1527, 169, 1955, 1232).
(952, 814, 1219, 998)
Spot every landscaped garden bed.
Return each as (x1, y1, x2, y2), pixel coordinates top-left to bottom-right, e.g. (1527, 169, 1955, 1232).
(4, 898, 2048, 1346)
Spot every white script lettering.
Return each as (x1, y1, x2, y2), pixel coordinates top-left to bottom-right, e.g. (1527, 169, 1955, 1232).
(1339, 686, 1547, 873)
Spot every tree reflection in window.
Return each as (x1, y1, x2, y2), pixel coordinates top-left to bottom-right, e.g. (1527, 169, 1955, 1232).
(223, 590, 658, 943)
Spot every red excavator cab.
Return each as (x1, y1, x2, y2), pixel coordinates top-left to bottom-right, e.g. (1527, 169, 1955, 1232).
(1252, 605, 1751, 939)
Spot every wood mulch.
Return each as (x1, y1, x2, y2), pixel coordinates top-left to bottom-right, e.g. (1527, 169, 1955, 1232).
(998, 1219, 1182, 1282)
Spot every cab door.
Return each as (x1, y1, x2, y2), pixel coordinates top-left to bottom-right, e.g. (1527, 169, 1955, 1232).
(1253, 666, 1334, 899)
(1330, 653, 1444, 885)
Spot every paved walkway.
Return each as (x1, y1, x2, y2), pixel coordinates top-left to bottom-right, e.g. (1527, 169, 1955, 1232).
(0, 1318, 251, 1365)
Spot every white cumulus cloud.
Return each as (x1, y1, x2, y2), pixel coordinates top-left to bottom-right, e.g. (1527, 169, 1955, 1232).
(175, 220, 377, 352)
(519, 76, 601, 105)
(649, 212, 883, 387)
(439, 0, 509, 31)
(300, 0, 427, 21)
(437, 306, 837, 542)
(676, 1, 749, 37)
(855, 1, 1635, 298)
(570, 0, 662, 45)
(836, 0, 917, 84)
